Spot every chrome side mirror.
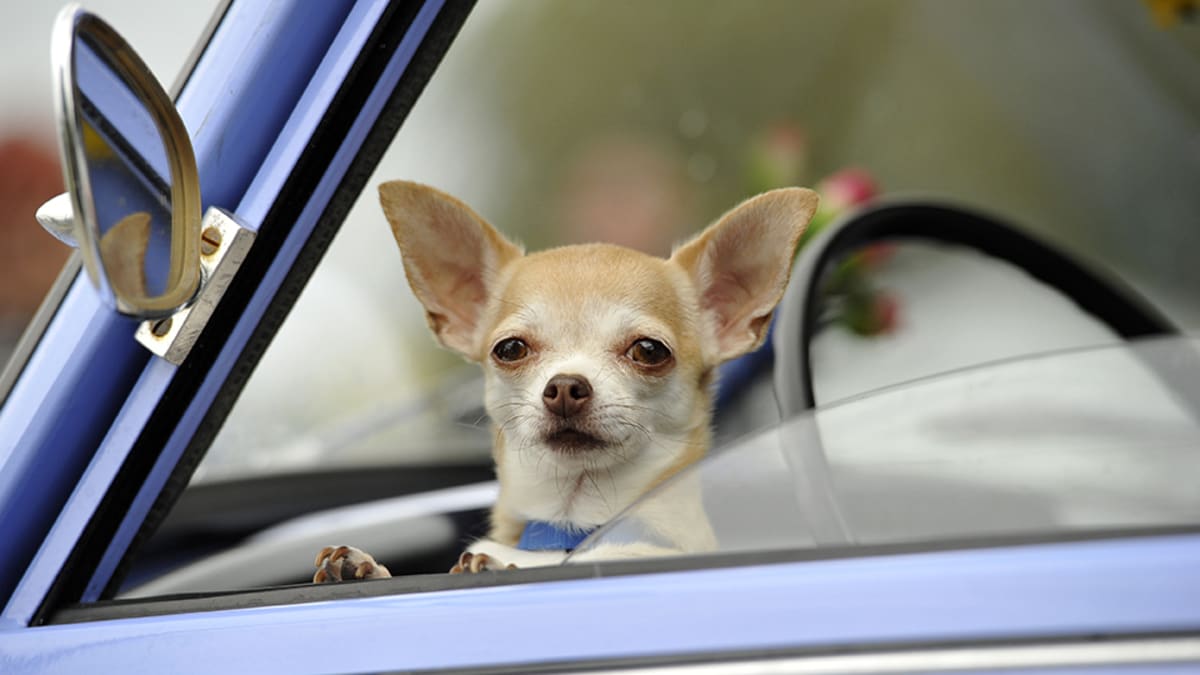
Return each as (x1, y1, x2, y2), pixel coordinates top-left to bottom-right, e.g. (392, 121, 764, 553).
(38, 5, 253, 363)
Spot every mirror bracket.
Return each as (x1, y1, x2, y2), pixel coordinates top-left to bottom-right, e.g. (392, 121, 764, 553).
(134, 207, 255, 365)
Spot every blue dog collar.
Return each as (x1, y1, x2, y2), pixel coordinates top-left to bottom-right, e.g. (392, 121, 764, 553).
(517, 520, 596, 551)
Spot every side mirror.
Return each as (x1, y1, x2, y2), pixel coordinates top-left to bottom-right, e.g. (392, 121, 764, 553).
(37, 5, 253, 363)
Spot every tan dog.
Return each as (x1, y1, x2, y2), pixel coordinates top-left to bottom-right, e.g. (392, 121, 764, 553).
(314, 181, 816, 581)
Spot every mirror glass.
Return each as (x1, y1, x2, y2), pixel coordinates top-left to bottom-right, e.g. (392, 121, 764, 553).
(55, 7, 200, 317)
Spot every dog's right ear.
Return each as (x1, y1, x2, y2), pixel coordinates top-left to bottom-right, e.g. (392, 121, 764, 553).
(379, 181, 523, 359)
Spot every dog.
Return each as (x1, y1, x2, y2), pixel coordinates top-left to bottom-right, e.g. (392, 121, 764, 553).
(313, 181, 816, 581)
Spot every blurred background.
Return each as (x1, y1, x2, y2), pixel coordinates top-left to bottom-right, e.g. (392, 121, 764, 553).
(0, 1, 1196, 481)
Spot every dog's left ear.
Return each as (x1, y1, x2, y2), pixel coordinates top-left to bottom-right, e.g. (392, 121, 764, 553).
(671, 188, 818, 362)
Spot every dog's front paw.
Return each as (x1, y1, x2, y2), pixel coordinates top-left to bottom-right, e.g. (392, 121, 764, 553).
(449, 551, 518, 574)
(313, 545, 392, 583)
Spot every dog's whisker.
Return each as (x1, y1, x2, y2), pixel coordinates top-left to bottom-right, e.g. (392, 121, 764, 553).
(597, 401, 678, 422)
(583, 467, 610, 512)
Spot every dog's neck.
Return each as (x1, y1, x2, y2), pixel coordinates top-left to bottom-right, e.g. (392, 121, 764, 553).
(491, 423, 709, 535)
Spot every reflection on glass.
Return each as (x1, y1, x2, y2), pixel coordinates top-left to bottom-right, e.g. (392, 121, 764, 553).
(74, 32, 174, 304)
(573, 337, 1200, 559)
(808, 242, 1122, 405)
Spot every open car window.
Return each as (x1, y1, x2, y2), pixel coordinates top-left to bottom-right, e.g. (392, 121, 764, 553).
(191, 0, 1200, 485)
(119, 0, 1200, 596)
(574, 336, 1200, 558)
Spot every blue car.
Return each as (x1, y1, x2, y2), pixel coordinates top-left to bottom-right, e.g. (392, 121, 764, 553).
(1, 1, 1198, 673)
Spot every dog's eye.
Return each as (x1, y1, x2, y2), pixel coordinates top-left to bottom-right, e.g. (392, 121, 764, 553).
(492, 338, 530, 363)
(627, 338, 671, 367)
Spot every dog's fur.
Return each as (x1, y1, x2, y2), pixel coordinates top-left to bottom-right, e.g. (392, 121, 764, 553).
(314, 181, 816, 581)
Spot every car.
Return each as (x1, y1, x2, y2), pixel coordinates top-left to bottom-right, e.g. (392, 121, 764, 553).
(1, 1, 1197, 673)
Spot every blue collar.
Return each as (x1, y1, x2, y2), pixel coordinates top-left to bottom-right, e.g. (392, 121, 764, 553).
(517, 520, 595, 551)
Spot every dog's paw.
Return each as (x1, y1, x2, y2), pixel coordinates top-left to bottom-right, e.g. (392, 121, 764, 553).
(313, 545, 392, 583)
(449, 551, 518, 574)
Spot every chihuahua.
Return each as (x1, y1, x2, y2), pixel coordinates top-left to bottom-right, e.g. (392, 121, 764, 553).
(313, 181, 816, 581)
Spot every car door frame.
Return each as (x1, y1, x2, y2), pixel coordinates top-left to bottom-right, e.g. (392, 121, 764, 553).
(0, 0, 474, 627)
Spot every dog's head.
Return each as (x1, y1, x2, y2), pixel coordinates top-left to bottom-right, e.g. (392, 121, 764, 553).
(380, 181, 816, 478)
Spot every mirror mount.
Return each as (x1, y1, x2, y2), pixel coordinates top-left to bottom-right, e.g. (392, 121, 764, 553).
(134, 207, 255, 364)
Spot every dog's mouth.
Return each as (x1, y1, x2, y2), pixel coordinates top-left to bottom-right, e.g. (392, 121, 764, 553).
(543, 427, 608, 453)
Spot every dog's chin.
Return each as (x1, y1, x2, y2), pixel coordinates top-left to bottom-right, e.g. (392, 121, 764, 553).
(542, 427, 609, 455)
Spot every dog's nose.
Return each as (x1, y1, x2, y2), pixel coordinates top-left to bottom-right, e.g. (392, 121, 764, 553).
(542, 374, 592, 418)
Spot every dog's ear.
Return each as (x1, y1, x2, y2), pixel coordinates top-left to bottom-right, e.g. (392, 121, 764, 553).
(380, 181, 523, 358)
(671, 188, 818, 362)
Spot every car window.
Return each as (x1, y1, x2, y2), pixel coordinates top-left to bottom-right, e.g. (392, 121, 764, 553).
(574, 336, 1200, 557)
(116, 0, 1198, 596)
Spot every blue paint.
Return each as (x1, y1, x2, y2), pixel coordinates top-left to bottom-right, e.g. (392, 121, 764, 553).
(2, 534, 1198, 673)
(518, 521, 596, 551)
(2, 360, 187, 626)
(178, 0, 352, 216)
(0, 280, 142, 608)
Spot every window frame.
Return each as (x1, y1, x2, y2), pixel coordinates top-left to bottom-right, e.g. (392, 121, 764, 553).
(0, 0, 474, 627)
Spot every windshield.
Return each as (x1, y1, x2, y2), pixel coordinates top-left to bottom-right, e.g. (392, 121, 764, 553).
(571, 336, 1200, 558)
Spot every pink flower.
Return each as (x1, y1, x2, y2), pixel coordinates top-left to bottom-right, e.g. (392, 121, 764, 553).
(870, 293, 900, 334)
(858, 242, 896, 269)
(765, 122, 807, 160)
(841, 290, 900, 336)
(818, 168, 878, 213)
